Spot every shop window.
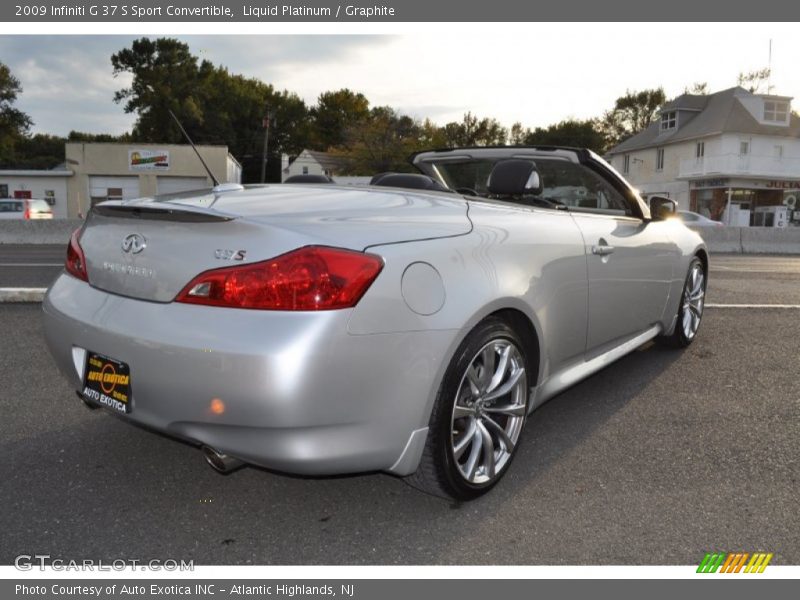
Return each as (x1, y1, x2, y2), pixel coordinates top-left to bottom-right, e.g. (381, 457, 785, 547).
(692, 189, 716, 219)
(655, 148, 665, 171)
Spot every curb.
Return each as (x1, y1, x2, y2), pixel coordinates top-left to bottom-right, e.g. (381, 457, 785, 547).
(0, 288, 47, 302)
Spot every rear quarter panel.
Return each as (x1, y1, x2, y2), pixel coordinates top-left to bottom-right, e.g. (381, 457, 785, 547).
(349, 201, 589, 424)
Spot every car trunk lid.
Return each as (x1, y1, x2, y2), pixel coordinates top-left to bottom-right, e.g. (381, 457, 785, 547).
(79, 184, 470, 303)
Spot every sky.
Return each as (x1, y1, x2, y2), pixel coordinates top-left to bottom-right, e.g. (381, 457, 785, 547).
(1, 24, 798, 137)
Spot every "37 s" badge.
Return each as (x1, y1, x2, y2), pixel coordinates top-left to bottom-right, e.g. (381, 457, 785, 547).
(214, 249, 247, 261)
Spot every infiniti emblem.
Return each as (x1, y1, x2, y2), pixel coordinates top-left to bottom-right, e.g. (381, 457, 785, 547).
(121, 233, 146, 254)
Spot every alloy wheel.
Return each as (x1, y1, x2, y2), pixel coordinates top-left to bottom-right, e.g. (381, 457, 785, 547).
(450, 340, 527, 485)
(682, 263, 705, 340)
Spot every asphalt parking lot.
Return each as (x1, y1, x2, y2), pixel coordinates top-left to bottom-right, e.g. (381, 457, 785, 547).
(0, 253, 798, 565)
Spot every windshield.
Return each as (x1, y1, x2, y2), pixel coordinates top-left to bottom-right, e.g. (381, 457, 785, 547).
(433, 160, 496, 195)
(429, 157, 632, 216)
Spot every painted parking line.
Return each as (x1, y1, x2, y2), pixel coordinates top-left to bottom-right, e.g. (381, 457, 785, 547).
(0, 263, 63, 267)
(712, 267, 800, 274)
(706, 303, 800, 308)
(0, 287, 47, 302)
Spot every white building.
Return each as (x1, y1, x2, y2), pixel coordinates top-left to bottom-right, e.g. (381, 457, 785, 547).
(0, 168, 73, 218)
(1, 143, 242, 218)
(607, 87, 800, 226)
(281, 149, 348, 181)
(65, 143, 241, 218)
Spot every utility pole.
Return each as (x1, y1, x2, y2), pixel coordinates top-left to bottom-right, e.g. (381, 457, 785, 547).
(260, 106, 276, 183)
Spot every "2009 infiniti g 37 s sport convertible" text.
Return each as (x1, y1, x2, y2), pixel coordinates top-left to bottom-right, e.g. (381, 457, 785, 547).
(43, 146, 707, 499)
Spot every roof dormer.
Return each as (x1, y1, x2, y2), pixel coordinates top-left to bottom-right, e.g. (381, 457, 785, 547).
(736, 90, 792, 127)
(660, 110, 677, 131)
(762, 97, 791, 125)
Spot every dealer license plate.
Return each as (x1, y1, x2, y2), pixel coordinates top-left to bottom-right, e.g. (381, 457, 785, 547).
(82, 351, 132, 414)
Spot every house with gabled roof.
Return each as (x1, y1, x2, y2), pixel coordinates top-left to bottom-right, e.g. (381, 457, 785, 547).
(281, 149, 349, 182)
(607, 86, 800, 226)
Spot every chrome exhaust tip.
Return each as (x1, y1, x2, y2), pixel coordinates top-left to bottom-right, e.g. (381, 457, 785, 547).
(201, 445, 244, 474)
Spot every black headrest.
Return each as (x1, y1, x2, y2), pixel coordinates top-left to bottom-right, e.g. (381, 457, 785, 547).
(284, 174, 334, 184)
(369, 172, 391, 185)
(486, 159, 541, 196)
(371, 173, 450, 192)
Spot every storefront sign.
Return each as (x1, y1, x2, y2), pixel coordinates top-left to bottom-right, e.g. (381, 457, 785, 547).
(129, 149, 170, 171)
(691, 177, 800, 191)
(691, 178, 729, 188)
(765, 180, 800, 190)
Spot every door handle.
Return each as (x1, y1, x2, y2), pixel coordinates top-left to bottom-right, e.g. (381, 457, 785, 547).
(592, 244, 615, 256)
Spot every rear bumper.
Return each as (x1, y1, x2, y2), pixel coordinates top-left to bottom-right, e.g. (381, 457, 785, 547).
(43, 274, 456, 475)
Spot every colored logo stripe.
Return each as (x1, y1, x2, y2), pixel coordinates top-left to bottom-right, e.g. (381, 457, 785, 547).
(745, 553, 773, 573)
(720, 553, 748, 573)
(697, 553, 726, 573)
(697, 552, 773, 573)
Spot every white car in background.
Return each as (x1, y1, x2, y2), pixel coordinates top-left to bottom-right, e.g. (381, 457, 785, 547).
(678, 210, 723, 227)
(0, 198, 54, 220)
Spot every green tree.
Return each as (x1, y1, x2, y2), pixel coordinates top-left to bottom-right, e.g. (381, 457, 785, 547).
(508, 122, 529, 146)
(523, 119, 606, 153)
(0, 61, 33, 165)
(9, 134, 64, 169)
(111, 37, 210, 142)
(417, 118, 448, 148)
(67, 131, 131, 143)
(11, 131, 136, 170)
(111, 37, 310, 182)
(599, 87, 666, 148)
(310, 89, 370, 151)
(331, 106, 422, 174)
(441, 112, 508, 147)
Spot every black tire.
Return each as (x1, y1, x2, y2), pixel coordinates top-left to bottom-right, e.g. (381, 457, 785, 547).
(406, 317, 531, 500)
(659, 256, 706, 348)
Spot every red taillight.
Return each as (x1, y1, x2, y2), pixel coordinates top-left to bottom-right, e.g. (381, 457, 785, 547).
(65, 228, 88, 281)
(23, 202, 30, 220)
(175, 246, 384, 311)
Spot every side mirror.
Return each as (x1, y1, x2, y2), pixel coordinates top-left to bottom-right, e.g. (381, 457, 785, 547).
(649, 195, 677, 221)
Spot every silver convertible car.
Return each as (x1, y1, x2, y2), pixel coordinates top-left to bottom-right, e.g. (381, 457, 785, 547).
(43, 147, 707, 500)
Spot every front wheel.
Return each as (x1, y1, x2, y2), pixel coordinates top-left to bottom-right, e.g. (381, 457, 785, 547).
(407, 318, 530, 500)
(661, 257, 706, 347)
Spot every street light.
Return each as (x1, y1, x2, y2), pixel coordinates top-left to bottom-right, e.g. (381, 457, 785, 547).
(260, 106, 276, 183)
